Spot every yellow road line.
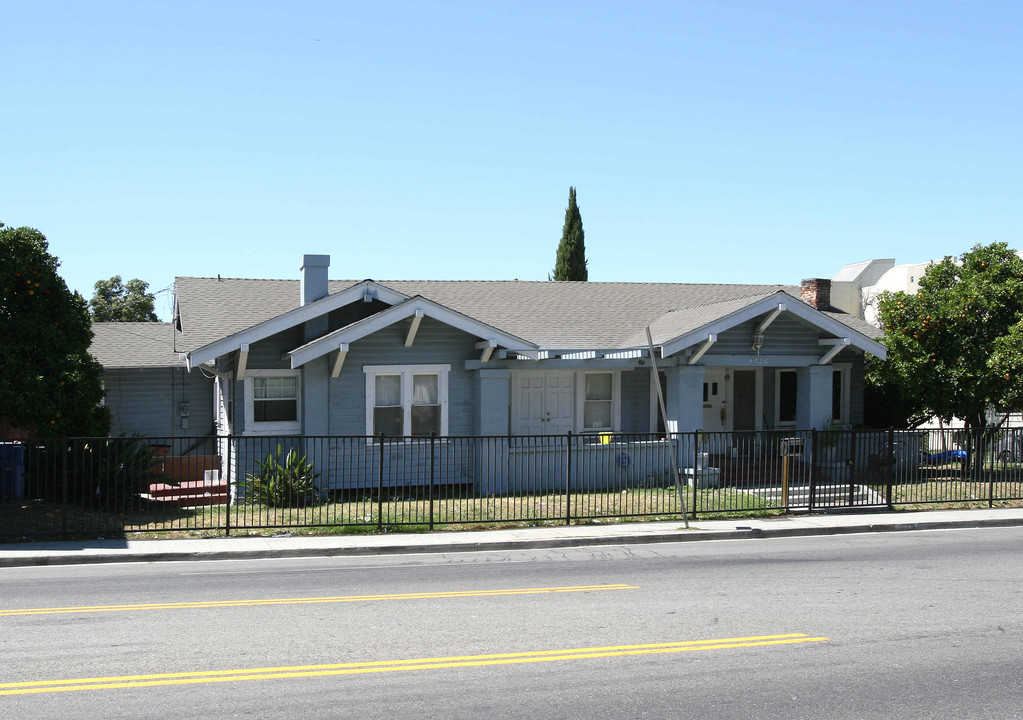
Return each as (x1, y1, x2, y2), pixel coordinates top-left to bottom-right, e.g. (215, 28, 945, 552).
(0, 634, 828, 696)
(0, 584, 638, 617)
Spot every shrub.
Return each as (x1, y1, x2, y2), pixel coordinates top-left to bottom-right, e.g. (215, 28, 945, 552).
(241, 444, 319, 508)
(24, 436, 167, 508)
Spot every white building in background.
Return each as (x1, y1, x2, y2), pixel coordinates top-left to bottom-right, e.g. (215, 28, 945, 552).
(830, 258, 936, 326)
(830, 253, 1023, 430)
(832, 251, 1023, 326)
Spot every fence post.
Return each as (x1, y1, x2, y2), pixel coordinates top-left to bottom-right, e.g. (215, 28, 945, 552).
(565, 431, 572, 526)
(377, 433, 385, 531)
(61, 438, 68, 539)
(973, 427, 983, 486)
(847, 430, 857, 507)
(808, 430, 817, 511)
(988, 428, 996, 508)
(429, 432, 436, 531)
(886, 428, 895, 510)
(224, 436, 232, 537)
(691, 432, 698, 519)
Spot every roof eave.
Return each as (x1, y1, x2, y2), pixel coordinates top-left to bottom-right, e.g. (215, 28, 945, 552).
(185, 280, 409, 369)
(660, 292, 888, 360)
(287, 296, 540, 368)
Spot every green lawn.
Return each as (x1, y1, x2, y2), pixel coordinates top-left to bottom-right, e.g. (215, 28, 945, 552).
(4, 479, 1020, 542)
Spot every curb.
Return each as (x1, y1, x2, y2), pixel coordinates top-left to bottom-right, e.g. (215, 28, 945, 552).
(3, 515, 1023, 568)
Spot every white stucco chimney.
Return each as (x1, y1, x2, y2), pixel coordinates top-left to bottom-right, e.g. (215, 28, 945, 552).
(300, 254, 330, 306)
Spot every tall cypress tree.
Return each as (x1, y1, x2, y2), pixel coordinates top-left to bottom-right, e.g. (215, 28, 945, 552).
(553, 187, 588, 281)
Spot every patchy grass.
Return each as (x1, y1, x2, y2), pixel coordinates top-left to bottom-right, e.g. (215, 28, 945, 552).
(887, 480, 1023, 510)
(3, 480, 1020, 542)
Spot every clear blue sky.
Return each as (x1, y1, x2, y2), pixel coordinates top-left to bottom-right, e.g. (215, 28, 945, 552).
(3, 1, 1020, 320)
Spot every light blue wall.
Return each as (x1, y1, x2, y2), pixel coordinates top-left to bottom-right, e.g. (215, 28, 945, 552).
(704, 315, 824, 357)
(104, 367, 215, 438)
(326, 317, 480, 436)
(620, 369, 652, 433)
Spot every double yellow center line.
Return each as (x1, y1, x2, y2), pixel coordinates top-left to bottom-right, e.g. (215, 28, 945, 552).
(0, 584, 637, 617)
(0, 634, 828, 696)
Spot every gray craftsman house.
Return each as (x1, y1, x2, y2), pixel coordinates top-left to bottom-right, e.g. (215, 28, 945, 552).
(92, 255, 886, 493)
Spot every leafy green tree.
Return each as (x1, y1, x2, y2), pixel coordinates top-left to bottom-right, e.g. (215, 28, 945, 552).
(552, 186, 588, 281)
(990, 316, 1023, 411)
(0, 223, 110, 436)
(89, 275, 158, 322)
(870, 242, 1023, 429)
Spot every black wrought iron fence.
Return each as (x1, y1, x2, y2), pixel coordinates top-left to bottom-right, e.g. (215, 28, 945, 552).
(2, 427, 1022, 540)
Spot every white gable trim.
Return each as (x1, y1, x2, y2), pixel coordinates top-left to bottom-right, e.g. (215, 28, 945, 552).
(185, 280, 409, 369)
(288, 296, 540, 368)
(660, 292, 887, 360)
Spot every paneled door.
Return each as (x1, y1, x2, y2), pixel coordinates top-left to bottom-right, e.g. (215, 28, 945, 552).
(514, 372, 575, 435)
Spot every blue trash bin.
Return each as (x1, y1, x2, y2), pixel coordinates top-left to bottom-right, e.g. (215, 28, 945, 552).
(0, 442, 25, 500)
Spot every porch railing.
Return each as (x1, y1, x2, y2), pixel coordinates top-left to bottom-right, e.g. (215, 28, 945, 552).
(2, 427, 1022, 540)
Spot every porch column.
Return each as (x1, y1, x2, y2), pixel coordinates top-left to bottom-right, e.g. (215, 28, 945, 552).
(477, 369, 511, 494)
(302, 357, 329, 436)
(665, 365, 705, 471)
(478, 369, 511, 435)
(665, 365, 705, 432)
(797, 365, 833, 430)
(302, 356, 330, 495)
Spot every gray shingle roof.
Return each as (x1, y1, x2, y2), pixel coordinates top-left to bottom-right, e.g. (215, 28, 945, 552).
(173, 276, 881, 356)
(90, 323, 184, 368)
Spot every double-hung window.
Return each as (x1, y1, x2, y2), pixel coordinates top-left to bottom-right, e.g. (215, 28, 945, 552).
(244, 369, 302, 435)
(582, 372, 613, 431)
(365, 365, 449, 437)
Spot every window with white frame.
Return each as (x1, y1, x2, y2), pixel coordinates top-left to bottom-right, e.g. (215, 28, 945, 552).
(776, 369, 797, 426)
(364, 365, 449, 437)
(831, 364, 851, 425)
(244, 369, 302, 435)
(583, 372, 613, 431)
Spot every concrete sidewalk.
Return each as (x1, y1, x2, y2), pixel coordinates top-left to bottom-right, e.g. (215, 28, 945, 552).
(2, 507, 1023, 568)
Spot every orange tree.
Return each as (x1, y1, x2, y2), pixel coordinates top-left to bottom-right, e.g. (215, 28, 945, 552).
(0, 223, 110, 436)
(870, 242, 1023, 430)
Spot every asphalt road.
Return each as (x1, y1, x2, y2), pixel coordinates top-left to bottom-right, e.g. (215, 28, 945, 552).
(2, 527, 1022, 719)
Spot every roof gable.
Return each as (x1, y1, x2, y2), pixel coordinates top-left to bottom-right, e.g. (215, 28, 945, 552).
(654, 291, 886, 362)
(287, 295, 539, 368)
(184, 280, 408, 369)
(90, 323, 183, 368)
(174, 275, 887, 368)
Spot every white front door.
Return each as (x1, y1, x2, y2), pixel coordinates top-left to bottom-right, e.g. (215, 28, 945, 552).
(702, 368, 729, 453)
(702, 368, 728, 432)
(515, 372, 575, 435)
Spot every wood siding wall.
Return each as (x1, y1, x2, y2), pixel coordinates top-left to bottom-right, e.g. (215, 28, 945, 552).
(620, 368, 653, 433)
(104, 368, 215, 437)
(326, 318, 480, 436)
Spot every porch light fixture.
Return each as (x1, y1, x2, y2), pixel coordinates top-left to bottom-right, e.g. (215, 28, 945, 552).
(752, 333, 764, 354)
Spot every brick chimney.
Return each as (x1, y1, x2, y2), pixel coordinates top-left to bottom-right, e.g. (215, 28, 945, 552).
(800, 278, 832, 310)
(300, 254, 330, 306)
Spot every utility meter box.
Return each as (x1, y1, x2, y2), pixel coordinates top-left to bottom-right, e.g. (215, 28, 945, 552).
(780, 437, 805, 458)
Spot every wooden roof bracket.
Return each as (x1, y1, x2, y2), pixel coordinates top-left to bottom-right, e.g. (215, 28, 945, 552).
(818, 337, 851, 365)
(236, 344, 249, 380)
(405, 309, 424, 347)
(476, 338, 498, 363)
(756, 303, 786, 334)
(331, 343, 350, 377)
(688, 334, 717, 365)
